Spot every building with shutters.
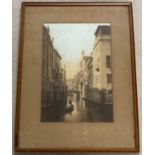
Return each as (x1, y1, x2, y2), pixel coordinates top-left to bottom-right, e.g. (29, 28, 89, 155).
(88, 25, 113, 121)
(92, 25, 112, 97)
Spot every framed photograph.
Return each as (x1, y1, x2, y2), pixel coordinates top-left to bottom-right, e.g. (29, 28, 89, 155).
(15, 2, 139, 152)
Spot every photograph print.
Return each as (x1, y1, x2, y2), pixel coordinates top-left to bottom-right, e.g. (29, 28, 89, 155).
(41, 24, 113, 122)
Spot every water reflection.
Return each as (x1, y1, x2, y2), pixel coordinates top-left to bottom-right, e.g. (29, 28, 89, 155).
(63, 94, 87, 122)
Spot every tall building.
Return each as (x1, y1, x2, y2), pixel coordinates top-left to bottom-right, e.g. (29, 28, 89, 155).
(66, 79, 74, 91)
(92, 25, 112, 96)
(79, 52, 92, 99)
(85, 57, 93, 88)
(61, 68, 66, 86)
(41, 25, 67, 121)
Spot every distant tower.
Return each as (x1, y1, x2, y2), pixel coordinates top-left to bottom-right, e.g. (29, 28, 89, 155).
(92, 25, 112, 93)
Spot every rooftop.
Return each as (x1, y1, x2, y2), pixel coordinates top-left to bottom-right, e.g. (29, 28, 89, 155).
(54, 48, 62, 59)
(95, 25, 111, 36)
(43, 25, 62, 59)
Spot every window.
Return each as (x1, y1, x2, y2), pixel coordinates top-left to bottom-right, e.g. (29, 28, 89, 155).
(107, 74, 112, 83)
(108, 90, 112, 95)
(106, 55, 111, 67)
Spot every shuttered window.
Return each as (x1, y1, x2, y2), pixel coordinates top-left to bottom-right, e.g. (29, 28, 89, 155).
(108, 90, 112, 95)
(107, 74, 112, 83)
(106, 55, 111, 67)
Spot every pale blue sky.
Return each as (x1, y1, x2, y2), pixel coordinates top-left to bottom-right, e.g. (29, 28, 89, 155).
(44, 23, 110, 79)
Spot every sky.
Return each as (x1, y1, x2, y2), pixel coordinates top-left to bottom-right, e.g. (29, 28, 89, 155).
(44, 23, 110, 79)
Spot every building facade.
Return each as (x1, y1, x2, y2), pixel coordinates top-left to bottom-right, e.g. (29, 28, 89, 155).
(41, 25, 67, 122)
(85, 57, 93, 88)
(66, 79, 74, 91)
(92, 25, 112, 97)
(79, 52, 92, 100)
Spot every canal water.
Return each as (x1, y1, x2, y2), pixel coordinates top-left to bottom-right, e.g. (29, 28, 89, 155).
(63, 94, 88, 122)
(63, 93, 112, 122)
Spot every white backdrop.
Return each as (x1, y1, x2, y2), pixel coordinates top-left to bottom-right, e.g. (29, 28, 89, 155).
(12, 0, 142, 155)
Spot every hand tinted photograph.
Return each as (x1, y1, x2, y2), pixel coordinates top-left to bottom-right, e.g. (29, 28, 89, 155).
(41, 24, 113, 122)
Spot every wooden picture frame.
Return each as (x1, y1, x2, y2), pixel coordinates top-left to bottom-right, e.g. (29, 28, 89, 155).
(15, 2, 139, 152)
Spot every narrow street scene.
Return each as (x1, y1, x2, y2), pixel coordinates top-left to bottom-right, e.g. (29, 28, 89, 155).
(41, 24, 113, 122)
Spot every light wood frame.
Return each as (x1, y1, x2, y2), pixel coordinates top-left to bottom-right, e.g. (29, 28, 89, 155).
(15, 2, 140, 152)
